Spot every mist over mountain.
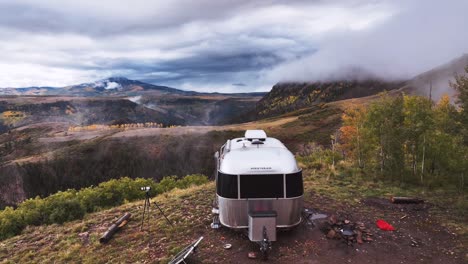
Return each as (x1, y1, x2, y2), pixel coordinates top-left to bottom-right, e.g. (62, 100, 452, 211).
(401, 54, 468, 100)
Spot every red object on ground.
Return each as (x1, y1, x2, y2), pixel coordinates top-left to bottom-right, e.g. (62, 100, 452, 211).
(376, 219, 395, 231)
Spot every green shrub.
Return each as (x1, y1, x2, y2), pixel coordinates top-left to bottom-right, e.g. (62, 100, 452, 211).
(0, 174, 209, 241)
(297, 146, 342, 170)
(76, 186, 107, 213)
(177, 174, 209, 189)
(155, 176, 178, 194)
(16, 197, 46, 225)
(47, 198, 84, 224)
(0, 207, 25, 240)
(155, 174, 209, 194)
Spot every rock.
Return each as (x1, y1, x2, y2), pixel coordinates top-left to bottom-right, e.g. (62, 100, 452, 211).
(78, 231, 90, 244)
(328, 215, 337, 225)
(356, 231, 363, 244)
(78, 231, 89, 238)
(326, 230, 336, 239)
(248, 252, 257, 259)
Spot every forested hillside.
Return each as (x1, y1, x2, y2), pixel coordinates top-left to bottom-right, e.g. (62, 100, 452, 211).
(304, 67, 468, 190)
(252, 80, 404, 119)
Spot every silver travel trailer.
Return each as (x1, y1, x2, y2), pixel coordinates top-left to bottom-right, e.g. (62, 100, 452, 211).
(212, 130, 303, 258)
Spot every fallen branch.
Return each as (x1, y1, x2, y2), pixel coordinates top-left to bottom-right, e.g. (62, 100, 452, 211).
(100, 213, 131, 244)
(390, 197, 424, 204)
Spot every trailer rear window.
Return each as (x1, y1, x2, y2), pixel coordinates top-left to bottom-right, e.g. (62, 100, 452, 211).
(217, 172, 238, 198)
(286, 171, 303, 197)
(240, 174, 284, 198)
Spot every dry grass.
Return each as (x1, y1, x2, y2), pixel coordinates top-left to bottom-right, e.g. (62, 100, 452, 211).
(0, 183, 215, 264)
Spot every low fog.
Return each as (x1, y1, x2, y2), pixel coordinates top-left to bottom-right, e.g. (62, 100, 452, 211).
(264, 1, 468, 82)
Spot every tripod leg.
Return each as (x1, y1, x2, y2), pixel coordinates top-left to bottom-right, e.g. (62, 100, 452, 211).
(153, 201, 174, 226)
(140, 198, 147, 231)
(147, 198, 150, 229)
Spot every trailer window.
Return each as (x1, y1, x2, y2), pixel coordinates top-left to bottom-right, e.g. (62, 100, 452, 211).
(217, 172, 238, 198)
(239, 174, 284, 198)
(286, 171, 303, 197)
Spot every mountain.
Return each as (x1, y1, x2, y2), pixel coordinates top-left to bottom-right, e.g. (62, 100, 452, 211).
(62, 77, 191, 96)
(0, 87, 57, 96)
(0, 77, 189, 97)
(249, 79, 405, 119)
(245, 54, 468, 120)
(0, 78, 266, 128)
(401, 54, 468, 100)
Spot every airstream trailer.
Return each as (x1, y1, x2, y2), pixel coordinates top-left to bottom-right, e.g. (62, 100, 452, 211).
(212, 130, 303, 257)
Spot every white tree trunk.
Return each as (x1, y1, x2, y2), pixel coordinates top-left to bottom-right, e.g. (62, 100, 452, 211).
(421, 135, 426, 184)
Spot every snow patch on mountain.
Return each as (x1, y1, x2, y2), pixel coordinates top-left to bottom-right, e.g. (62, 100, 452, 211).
(91, 79, 122, 90)
(104, 81, 121, 90)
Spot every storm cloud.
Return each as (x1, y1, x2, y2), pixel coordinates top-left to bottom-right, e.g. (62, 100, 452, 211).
(0, 0, 467, 92)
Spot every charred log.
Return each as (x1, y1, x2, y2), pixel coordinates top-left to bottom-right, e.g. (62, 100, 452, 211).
(390, 197, 424, 204)
(99, 213, 131, 244)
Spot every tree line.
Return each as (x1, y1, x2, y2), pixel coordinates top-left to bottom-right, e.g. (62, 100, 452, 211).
(336, 68, 468, 189)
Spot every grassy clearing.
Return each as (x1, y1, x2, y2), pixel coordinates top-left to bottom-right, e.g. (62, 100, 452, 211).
(302, 167, 467, 237)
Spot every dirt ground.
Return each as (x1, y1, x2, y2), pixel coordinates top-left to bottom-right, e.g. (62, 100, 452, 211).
(187, 193, 465, 264)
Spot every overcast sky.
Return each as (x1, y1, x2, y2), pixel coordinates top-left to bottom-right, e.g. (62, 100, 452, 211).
(0, 0, 467, 92)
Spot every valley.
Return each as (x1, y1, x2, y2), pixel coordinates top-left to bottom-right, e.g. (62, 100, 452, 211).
(0, 55, 467, 264)
(1, 53, 467, 207)
(0, 96, 347, 207)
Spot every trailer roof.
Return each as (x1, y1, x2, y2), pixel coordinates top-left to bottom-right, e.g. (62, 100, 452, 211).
(219, 136, 300, 175)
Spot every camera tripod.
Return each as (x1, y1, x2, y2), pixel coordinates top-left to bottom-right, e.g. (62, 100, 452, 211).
(140, 190, 174, 231)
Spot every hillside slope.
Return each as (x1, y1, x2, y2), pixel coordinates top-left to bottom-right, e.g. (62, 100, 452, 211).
(0, 95, 369, 208)
(0, 97, 186, 130)
(401, 54, 468, 100)
(251, 79, 405, 119)
(0, 179, 465, 264)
